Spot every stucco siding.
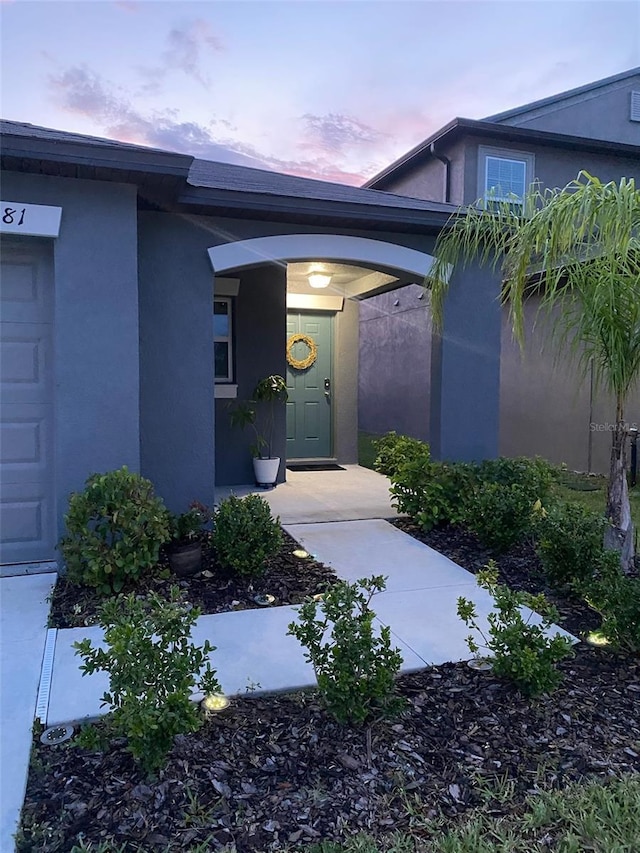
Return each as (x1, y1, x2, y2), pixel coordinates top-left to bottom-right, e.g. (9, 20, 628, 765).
(499, 300, 640, 474)
(1, 171, 140, 541)
(138, 212, 217, 510)
(496, 77, 640, 146)
(334, 298, 359, 463)
(214, 265, 287, 486)
(358, 285, 431, 440)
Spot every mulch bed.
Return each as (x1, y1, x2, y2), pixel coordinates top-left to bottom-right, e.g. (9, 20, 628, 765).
(21, 519, 640, 851)
(20, 647, 640, 852)
(48, 530, 338, 629)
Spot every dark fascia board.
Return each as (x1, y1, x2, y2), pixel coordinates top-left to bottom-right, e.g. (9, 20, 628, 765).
(176, 185, 453, 232)
(484, 66, 640, 122)
(0, 132, 193, 180)
(365, 117, 640, 188)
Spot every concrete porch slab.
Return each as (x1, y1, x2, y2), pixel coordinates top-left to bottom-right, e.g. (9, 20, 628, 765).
(216, 464, 398, 524)
(0, 572, 56, 853)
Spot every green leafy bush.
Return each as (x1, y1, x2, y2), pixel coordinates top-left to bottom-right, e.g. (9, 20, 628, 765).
(212, 494, 282, 578)
(288, 576, 404, 726)
(74, 587, 220, 775)
(476, 456, 556, 501)
(463, 481, 538, 554)
(372, 431, 431, 478)
(60, 467, 170, 593)
(457, 561, 574, 696)
(535, 501, 607, 591)
(587, 551, 640, 652)
(390, 460, 475, 530)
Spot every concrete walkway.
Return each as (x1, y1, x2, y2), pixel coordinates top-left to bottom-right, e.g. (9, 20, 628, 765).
(44, 519, 570, 727)
(0, 573, 56, 853)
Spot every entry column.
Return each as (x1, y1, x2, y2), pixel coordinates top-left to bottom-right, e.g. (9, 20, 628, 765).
(429, 261, 501, 462)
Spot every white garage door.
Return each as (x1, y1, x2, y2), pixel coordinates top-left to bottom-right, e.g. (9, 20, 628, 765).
(0, 239, 55, 569)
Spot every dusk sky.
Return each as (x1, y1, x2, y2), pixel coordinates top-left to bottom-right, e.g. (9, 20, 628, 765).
(2, 0, 638, 185)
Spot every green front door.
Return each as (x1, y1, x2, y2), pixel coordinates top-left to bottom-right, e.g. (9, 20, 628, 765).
(286, 312, 333, 460)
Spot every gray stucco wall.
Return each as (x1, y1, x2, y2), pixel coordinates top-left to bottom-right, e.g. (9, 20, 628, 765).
(138, 212, 218, 510)
(358, 285, 431, 440)
(500, 299, 640, 474)
(496, 76, 640, 146)
(379, 139, 466, 204)
(463, 137, 640, 200)
(1, 171, 140, 540)
(334, 297, 359, 464)
(215, 265, 287, 486)
(360, 262, 502, 465)
(430, 262, 502, 462)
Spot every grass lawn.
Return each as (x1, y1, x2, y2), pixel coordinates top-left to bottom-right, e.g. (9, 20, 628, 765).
(310, 774, 640, 852)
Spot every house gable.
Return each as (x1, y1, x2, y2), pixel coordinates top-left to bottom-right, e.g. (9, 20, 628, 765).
(485, 68, 640, 145)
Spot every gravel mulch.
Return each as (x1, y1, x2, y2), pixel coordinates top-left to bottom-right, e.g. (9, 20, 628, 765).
(48, 530, 338, 629)
(19, 647, 640, 852)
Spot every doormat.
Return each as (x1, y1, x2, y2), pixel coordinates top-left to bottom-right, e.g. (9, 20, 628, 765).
(287, 464, 346, 472)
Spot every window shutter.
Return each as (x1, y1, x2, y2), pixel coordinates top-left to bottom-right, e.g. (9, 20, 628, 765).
(631, 91, 640, 122)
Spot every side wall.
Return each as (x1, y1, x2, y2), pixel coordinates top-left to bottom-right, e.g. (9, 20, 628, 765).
(1, 171, 140, 539)
(495, 75, 640, 146)
(138, 212, 218, 510)
(500, 299, 640, 473)
(215, 265, 287, 486)
(359, 285, 431, 441)
(334, 297, 359, 464)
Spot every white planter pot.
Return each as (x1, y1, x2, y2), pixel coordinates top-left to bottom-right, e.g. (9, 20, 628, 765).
(253, 456, 280, 487)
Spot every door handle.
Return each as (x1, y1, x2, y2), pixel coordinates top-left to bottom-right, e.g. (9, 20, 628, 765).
(324, 377, 331, 398)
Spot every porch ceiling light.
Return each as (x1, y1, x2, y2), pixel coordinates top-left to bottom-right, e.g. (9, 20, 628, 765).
(308, 272, 332, 289)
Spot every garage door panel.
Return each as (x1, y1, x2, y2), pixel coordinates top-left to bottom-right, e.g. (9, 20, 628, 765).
(1, 406, 51, 478)
(1, 239, 55, 567)
(0, 324, 52, 404)
(0, 482, 54, 564)
(0, 255, 53, 322)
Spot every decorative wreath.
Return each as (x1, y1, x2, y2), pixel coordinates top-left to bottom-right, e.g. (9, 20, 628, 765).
(286, 333, 318, 370)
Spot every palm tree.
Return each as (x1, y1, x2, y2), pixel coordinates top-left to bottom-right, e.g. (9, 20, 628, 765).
(429, 172, 640, 570)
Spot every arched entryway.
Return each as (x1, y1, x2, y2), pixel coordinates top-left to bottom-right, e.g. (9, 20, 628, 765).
(208, 233, 437, 472)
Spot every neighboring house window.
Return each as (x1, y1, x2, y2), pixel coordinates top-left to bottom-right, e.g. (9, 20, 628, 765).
(214, 297, 233, 382)
(478, 146, 535, 207)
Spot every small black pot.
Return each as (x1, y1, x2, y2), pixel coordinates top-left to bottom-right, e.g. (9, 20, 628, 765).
(167, 541, 203, 577)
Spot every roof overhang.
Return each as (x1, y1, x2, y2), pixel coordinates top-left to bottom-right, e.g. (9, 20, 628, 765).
(365, 118, 640, 189)
(177, 186, 453, 234)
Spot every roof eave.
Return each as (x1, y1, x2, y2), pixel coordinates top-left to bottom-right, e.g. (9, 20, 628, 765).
(365, 119, 640, 188)
(0, 133, 193, 179)
(176, 186, 454, 231)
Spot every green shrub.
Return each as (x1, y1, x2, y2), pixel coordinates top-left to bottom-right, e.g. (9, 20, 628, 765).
(74, 587, 220, 775)
(390, 460, 476, 530)
(587, 551, 640, 652)
(372, 431, 431, 478)
(476, 456, 556, 501)
(288, 576, 404, 726)
(463, 481, 537, 553)
(60, 467, 170, 593)
(535, 501, 607, 591)
(457, 561, 574, 696)
(212, 494, 282, 578)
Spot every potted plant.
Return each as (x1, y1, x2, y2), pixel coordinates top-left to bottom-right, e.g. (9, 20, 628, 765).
(229, 374, 288, 487)
(166, 501, 209, 576)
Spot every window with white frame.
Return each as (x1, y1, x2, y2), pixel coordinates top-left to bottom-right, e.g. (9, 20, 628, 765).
(478, 146, 535, 207)
(214, 297, 233, 382)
